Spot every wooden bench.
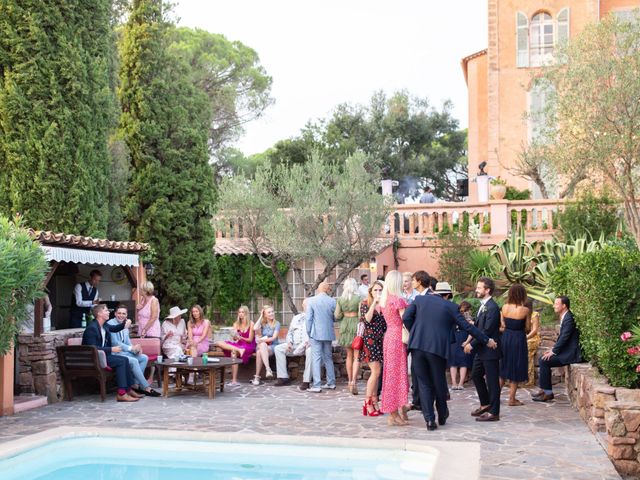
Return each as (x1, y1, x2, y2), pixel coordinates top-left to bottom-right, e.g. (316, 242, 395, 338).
(56, 345, 113, 401)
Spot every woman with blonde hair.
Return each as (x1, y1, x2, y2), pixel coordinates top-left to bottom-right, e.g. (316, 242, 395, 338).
(251, 304, 281, 386)
(214, 306, 256, 386)
(359, 281, 386, 416)
(335, 277, 362, 394)
(187, 305, 211, 356)
(380, 270, 410, 426)
(136, 281, 160, 338)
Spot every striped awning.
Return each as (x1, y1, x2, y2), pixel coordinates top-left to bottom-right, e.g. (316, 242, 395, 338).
(41, 246, 140, 267)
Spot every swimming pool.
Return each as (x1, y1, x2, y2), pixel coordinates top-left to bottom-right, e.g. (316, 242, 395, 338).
(0, 428, 454, 480)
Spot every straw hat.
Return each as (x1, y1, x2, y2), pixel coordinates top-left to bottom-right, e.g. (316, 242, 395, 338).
(435, 282, 453, 295)
(165, 306, 188, 319)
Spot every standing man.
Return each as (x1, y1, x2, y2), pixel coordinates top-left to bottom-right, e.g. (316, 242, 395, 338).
(107, 305, 161, 397)
(274, 299, 312, 388)
(82, 304, 141, 402)
(358, 274, 370, 299)
(533, 296, 581, 402)
(70, 269, 102, 328)
(465, 277, 502, 422)
(408, 270, 431, 411)
(404, 291, 495, 430)
(419, 187, 436, 204)
(306, 282, 337, 393)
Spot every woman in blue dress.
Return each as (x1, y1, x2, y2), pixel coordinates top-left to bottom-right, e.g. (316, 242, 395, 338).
(499, 284, 531, 406)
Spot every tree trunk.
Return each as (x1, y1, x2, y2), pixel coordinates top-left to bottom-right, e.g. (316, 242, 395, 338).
(332, 258, 365, 296)
(623, 198, 640, 250)
(270, 259, 298, 315)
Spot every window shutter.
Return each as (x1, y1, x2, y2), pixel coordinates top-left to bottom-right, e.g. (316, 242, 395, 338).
(557, 8, 570, 45)
(517, 12, 529, 67)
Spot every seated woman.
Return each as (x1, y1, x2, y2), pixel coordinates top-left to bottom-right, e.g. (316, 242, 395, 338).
(214, 305, 256, 386)
(161, 306, 188, 358)
(187, 305, 211, 357)
(251, 305, 280, 386)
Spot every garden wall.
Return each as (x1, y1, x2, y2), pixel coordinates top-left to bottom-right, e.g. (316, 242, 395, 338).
(567, 363, 640, 477)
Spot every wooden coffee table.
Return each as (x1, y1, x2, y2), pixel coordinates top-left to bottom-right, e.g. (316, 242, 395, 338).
(157, 357, 242, 399)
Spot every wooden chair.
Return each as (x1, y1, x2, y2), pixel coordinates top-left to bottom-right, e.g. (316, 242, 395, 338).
(56, 345, 113, 402)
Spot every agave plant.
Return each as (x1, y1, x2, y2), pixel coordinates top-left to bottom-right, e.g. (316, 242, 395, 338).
(467, 250, 500, 283)
(490, 228, 540, 286)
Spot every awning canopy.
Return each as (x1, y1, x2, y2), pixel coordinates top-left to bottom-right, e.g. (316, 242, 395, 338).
(41, 246, 140, 267)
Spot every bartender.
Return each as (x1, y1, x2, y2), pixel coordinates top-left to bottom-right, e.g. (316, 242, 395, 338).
(70, 269, 102, 328)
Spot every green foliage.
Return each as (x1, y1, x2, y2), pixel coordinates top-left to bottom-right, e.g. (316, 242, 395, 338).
(505, 186, 531, 200)
(212, 256, 288, 323)
(262, 91, 467, 200)
(550, 247, 640, 387)
(119, 0, 215, 312)
(0, 216, 49, 355)
(467, 250, 500, 283)
(436, 230, 478, 293)
(0, 0, 117, 236)
(558, 191, 622, 241)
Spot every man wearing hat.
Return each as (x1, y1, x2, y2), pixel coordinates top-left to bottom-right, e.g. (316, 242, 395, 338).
(434, 282, 453, 299)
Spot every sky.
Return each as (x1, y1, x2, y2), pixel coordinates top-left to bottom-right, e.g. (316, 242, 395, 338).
(174, 0, 488, 156)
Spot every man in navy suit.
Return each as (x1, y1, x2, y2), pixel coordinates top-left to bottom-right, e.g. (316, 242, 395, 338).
(465, 277, 502, 422)
(403, 291, 496, 430)
(533, 296, 582, 402)
(82, 304, 142, 402)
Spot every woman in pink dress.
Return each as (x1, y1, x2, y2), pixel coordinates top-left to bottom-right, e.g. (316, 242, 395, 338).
(136, 281, 161, 338)
(187, 305, 211, 356)
(380, 270, 410, 426)
(214, 305, 256, 386)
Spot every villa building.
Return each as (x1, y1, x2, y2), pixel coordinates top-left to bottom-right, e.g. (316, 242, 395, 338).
(463, 0, 640, 201)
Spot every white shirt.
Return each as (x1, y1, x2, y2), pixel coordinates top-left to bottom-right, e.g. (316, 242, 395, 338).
(100, 326, 106, 347)
(287, 313, 310, 352)
(358, 284, 370, 299)
(559, 310, 568, 327)
(478, 296, 491, 314)
(74, 281, 99, 308)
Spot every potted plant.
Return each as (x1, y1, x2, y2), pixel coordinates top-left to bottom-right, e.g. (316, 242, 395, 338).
(490, 177, 507, 200)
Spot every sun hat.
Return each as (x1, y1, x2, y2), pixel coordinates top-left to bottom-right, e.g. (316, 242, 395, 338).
(165, 306, 188, 319)
(435, 282, 453, 295)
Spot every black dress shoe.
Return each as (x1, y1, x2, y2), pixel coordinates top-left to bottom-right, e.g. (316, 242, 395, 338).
(144, 388, 161, 397)
(274, 378, 291, 387)
(532, 392, 555, 402)
(438, 409, 450, 426)
(475, 413, 500, 422)
(409, 404, 422, 411)
(426, 420, 438, 431)
(298, 382, 310, 391)
(471, 406, 490, 417)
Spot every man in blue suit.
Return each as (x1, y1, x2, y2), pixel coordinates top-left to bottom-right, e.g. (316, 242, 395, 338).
(306, 281, 337, 393)
(82, 304, 141, 402)
(465, 277, 502, 422)
(533, 296, 582, 402)
(403, 291, 496, 430)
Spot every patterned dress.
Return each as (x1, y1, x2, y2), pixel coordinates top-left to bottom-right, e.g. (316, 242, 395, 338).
(358, 302, 386, 363)
(380, 295, 409, 413)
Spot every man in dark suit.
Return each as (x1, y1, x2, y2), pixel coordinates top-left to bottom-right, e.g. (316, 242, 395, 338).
(533, 296, 582, 402)
(82, 304, 142, 402)
(465, 277, 502, 422)
(403, 291, 497, 430)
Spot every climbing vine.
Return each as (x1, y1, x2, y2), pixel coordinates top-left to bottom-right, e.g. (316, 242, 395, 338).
(212, 255, 288, 324)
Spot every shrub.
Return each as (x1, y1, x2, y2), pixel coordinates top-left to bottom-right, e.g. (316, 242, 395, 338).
(505, 186, 531, 200)
(550, 246, 640, 387)
(0, 216, 49, 355)
(558, 191, 621, 241)
(435, 230, 477, 293)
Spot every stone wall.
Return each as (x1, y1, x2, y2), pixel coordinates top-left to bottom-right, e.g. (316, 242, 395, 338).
(567, 362, 640, 477)
(17, 329, 84, 403)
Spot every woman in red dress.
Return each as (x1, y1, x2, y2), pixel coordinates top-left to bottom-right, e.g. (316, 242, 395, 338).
(380, 270, 410, 426)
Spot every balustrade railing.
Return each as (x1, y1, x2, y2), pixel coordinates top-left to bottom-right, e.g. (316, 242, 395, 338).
(215, 199, 565, 240)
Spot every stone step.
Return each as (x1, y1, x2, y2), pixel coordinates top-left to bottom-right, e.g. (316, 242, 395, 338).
(13, 395, 48, 414)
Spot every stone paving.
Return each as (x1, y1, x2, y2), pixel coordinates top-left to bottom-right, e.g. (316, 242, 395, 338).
(0, 377, 621, 480)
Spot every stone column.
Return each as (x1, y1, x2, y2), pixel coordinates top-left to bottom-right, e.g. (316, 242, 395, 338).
(0, 348, 14, 416)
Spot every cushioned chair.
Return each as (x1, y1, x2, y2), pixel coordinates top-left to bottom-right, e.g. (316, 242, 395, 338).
(57, 338, 112, 401)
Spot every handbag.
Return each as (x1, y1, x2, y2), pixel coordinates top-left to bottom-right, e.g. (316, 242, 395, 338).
(351, 321, 365, 350)
(402, 325, 410, 345)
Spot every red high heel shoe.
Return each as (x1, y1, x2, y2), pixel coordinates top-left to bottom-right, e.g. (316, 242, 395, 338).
(364, 398, 381, 417)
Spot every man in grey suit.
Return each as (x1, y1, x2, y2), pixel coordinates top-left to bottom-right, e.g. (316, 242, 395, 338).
(306, 281, 337, 393)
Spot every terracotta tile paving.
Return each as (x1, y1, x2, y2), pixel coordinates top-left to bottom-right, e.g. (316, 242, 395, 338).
(0, 379, 620, 479)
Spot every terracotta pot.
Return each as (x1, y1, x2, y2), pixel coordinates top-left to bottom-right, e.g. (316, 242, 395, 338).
(490, 184, 506, 200)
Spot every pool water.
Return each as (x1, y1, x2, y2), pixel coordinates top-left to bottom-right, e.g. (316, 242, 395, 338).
(0, 436, 436, 479)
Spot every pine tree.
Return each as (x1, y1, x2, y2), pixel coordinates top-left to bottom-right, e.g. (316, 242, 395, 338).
(119, 0, 216, 311)
(0, 0, 116, 236)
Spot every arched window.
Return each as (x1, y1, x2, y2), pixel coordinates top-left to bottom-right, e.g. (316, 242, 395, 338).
(530, 12, 554, 66)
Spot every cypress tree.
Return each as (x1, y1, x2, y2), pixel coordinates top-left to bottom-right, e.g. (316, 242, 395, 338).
(0, 0, 116, 236)
(119, 0, 216, 311)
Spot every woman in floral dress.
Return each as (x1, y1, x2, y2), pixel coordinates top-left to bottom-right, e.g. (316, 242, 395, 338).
(380, 270, 410, 426)
(359, 280, 386, 416)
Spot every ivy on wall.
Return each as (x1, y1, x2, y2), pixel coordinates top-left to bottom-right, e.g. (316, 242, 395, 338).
(212, 255, 288, 324)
